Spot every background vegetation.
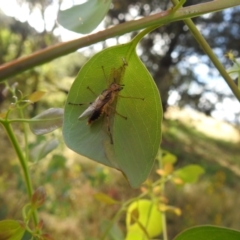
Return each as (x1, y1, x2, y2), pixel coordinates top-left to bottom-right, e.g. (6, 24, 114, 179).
(0, 0, 240, 239)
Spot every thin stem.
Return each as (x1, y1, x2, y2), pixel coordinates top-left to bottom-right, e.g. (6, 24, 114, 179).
(100, 176, 170, 239)
(8, 117, 62, 123)
(158, 151, 168, 240)
(171, 0, 186, 13)
(1, 121, 38, 225)
(19, 108, 29, 161)
(100, 205, 125, 240)
(0, 0, 239, 81)
(170, 0, 240, 101)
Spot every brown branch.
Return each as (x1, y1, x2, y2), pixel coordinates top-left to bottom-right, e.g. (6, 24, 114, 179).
(0, 0, 239, 81)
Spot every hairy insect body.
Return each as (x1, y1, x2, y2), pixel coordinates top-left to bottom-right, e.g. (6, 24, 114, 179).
(68, 61, 142, 144)
(79, 82, 124, 124)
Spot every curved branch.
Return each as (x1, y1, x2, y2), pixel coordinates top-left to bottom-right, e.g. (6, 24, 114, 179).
(0, 0, 239, 81)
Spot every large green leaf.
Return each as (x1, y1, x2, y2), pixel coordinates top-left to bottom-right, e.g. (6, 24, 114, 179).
(58, 0, 111, 34)
(174, 226, 240, 240)
(63, 41, 162, 188)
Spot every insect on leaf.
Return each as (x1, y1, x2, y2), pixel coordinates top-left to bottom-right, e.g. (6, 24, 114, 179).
(63, 42, 162, 188)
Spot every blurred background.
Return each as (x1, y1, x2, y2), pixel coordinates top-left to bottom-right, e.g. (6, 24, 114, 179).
(0, 0, 240, 239)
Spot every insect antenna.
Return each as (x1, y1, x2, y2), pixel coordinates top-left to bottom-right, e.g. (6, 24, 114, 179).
(101, 66, 109, 85)
(118, 95, 144, 101)
(86, 86, 98, 97)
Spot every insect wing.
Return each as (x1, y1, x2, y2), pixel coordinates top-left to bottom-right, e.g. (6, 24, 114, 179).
(78, 106, 94, 119)
(78, 96, 100, 119)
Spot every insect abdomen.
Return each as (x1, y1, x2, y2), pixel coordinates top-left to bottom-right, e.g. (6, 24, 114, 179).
(88, 109, 103, 124)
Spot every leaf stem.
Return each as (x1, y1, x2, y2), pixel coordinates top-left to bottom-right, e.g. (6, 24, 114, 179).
(7, 117, 62, 123)
(170, 0, 240, 101)
(0, 0, 239, 81)
(1, 120, 38, 226)
(19, 108, 29, 161)
(158, 151, 168, 240)
(100, 176, 170, 239)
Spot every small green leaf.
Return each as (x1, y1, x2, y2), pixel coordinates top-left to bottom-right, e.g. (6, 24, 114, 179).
(162, 151, 177, 165)
(94, 193, 119, 205)
(227, 58, 240, 79)
(174, 226, 240, 240)
(29, 108, 63, 135)
(27, 91, 45, 102)
(174, 164, 205, 184)
(126, 200, 162, 240)
(0, 112, 7, 118)
(31, 187, 46, 208)
(101, 221, 124, 240)
(107, 222, 124, 240)
(58, 0, 111, 34)
(48, 154, 66, 172)
(63, 41, 162, 188)
(30, 138, 59, 162)
(0, 220, 25, 240)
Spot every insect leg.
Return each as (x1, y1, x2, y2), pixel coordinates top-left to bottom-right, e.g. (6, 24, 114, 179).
(105, 110, 114, 144)
(68, 101, 92, 106)
(108, 105, 127, 120)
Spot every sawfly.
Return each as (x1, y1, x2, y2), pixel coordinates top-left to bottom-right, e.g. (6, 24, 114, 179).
(68, 59, 144, 144)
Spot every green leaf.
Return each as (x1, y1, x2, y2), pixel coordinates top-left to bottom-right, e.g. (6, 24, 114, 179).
(27, 91, 45, 103)
(58, 0, 111, 34)
(107, 222, 124, 240)
(30, 138, 59, 162)
(0, 220, 25, 240)
(63, 41, 162, 188)
(174, 226, 240, 240)
(162, 151, 177, 165)
(48, 154, 66, 171)
(227, 58, 240, 79)
(101, 221, 124, 240)
(126, 200, 162, 240)
(29, 108, 63, 135)
(94, 193, 119, 205)
(174, 164, 205, 184)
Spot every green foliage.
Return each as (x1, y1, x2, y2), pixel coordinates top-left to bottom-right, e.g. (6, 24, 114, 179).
(29, 108, 64, 135)
(174, 165, 205, 184)
(174, 226, 240, 240)
(126, 199, 162, 240)
(63, 41, 162, 188)
(58, 0, 112, 34)
(1, 0, 240, 240)
(161, 150, 177, 164)
(94, 193, 120, 205)
(226, 52, 240, 89)
(29, 138, 59, 163)
(0, 220, 25, 240)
